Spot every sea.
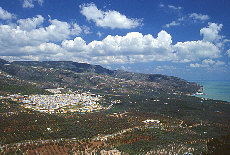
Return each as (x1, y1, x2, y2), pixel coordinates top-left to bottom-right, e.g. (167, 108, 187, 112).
(191, 80, 230, 102)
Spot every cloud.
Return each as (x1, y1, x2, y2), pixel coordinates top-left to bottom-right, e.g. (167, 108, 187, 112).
(214, 60, 225, 66)
(165, 21, 180, 28)
(28, 19, 83, 42)
(70, 23, 82, 35)
(61, 37, 86, 52)
(190, 59, 225, 68)
(17, 15, 44, 31)
(82, 25, 91, 34)
(165, 13, 210, 29)
(227, 49, 230, 57)
(0, 17, 225, 65)
(27, 19, 72, 42)
(22, 0, 44, 8)
(97, 31, 102, 37)
(168, 5, 182, 10)
(174, 41, 220, 62)
(21, 43, 64, 55)
(155, 65, 176, 71)
(159, 3, 165, 8)
(202, 59, 215, 65)
(58, 29, 222, 64)
(189, 13, 210, 21)
(121, 65, 132, 71)
(224, 39, 230, 43)
(0, 15, 81, 57)
(0, 7, 16, 20)
(200, 22, 223, 42)
(85, 30, 173, 59)
(80, 3, 142, 29)
(190, 63, 201, 68)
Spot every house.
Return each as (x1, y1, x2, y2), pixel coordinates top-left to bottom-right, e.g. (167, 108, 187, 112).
(143, 119, 160, 124)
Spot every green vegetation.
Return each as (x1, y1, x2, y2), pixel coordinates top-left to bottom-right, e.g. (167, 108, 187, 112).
(0, 81, 50, 95)
(0, 72, 51, 95)
(0, 99, 131, 144)
(204, 134, 230, 154)
(0, 58, 229, 154)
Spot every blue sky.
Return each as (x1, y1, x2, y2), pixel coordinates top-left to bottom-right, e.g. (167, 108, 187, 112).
(0, 0, 230, 80)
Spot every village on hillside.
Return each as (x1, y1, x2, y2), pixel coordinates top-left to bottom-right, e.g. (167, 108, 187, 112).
(6, 88, 107, 114)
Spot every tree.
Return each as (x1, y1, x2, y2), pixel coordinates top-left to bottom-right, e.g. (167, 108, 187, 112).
(205, 135, 230, 155)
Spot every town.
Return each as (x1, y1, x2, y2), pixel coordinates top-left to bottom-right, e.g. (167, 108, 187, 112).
(7, 88, 106, 114)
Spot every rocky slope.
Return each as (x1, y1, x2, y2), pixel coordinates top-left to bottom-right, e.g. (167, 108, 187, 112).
(0, 58, 201, 94)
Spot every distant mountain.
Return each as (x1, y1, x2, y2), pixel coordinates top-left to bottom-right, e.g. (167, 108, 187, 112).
(113, 70, 200, 93)
(0, 58, 201, 94)
(12, 61, 114, 75)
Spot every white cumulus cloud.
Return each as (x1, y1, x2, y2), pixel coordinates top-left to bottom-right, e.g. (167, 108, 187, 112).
(17, 15, 44, 31)
(0, 7, 16, 20)
(59, 28, 222, 64)
(21, 43, 64, 55)
(0, 15, 226, 66)
(174, 41, 220, 62)
(80, 3, 141, 29)
(58, 30, 175, 64)
(28, 19, 79, 42)
(86, 30, 173, 58)
(61, 37, 86, 52)
(70, 23, 82, 35)
(200, 22, 223, 42)
(0, 15, 82, 58)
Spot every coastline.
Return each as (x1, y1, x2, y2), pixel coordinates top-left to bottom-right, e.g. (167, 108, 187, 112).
(191, 80, 230, 102)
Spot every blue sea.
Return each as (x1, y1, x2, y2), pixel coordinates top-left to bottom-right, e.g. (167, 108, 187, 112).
(191, 80, 230, 102)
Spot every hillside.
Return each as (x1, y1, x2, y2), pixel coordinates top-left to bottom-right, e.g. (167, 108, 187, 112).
(0, 58, 229, 154)
(0, 58, 201, 94)
(0, 69, 51, 95)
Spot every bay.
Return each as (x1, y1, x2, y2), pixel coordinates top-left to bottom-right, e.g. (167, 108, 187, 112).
(191, 80, 230, 102)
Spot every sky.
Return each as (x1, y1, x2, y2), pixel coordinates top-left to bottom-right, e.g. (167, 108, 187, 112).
(0, 0, 230, 81)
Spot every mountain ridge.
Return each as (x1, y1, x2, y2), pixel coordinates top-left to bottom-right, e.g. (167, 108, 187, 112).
(0, 58, 201, 94)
